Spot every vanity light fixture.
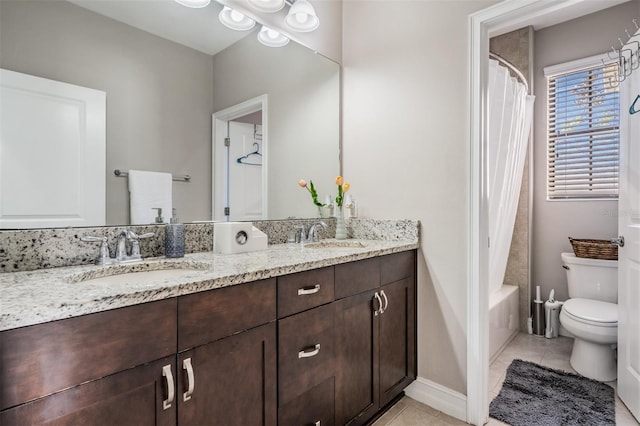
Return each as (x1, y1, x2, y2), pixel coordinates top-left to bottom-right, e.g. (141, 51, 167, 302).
(257, 25, 289, 47)
(247, 0, 285, 13)
(174, 0, 211, 8)
(218, 6, 256, 31)
(284, 0, 318, 32)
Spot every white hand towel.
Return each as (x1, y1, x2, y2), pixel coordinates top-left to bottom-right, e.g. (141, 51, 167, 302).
(128, 170, 172, 224)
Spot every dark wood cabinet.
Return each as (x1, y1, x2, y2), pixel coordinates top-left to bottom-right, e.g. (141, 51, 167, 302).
(177, 323, 277, 426)
(1, 356, 176, 426)
(335, 289, 380, 425)
(335, 252, 416, 426)
(176, 279, 277, 426)
(278, 377, 335, 426)
(276, 268, 337, 424)
(379, 277, 416, 407)
(1, 249, 416, 426)
(0, 299, 177, 411)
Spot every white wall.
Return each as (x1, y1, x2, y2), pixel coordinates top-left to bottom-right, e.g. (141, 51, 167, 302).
(532, 1, 639, 302)
(342, 0, 497, 394)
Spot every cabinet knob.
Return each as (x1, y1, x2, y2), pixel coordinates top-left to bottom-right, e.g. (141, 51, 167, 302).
(298, 344, 321, 358)
(183, 358, 195, 402)
(298, 284, 321, 296)
(162, 364, 175, 410)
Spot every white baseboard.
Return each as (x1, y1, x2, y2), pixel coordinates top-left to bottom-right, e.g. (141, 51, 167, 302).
(404, 377, 467, 422)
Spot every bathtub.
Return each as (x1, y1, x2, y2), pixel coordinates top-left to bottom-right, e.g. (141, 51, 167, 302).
(489, 285, 520, 362)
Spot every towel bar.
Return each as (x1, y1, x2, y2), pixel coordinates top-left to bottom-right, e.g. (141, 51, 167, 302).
(114, 169, 191, 182)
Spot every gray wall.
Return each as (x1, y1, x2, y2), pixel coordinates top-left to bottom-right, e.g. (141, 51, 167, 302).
(532, 1, 639, 301)
(0, 0, 214, 225)
(212, 35, 340, 220)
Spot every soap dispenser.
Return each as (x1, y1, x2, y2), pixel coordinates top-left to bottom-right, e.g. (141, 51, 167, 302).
(165, 208, 185, 258)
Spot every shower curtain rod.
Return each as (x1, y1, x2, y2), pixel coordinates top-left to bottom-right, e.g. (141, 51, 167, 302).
(489, 52, 529, 93)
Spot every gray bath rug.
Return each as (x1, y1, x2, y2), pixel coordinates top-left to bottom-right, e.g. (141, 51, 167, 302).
(490, 359, 615, 426)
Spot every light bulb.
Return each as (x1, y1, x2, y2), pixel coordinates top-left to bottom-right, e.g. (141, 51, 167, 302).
(284, 0, 319, 32)
(230, 10, 244, 22)
(218, 6, 255, 31)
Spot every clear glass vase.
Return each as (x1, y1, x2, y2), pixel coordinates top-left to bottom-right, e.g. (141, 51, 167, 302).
(335, 205, 348, 240)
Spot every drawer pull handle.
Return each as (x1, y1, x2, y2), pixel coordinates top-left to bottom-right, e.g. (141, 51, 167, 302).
(374, 292, 383, 316)
(162, 364, 175, 410)
(298, 344, 321, 358)
(298, 284, 321, 295)
(380, 290, 389, 314)
(183, 358, 195, 402)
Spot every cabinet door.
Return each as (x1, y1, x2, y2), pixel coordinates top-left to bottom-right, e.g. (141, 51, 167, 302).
(177, 322, 277, 426)
(334, 289, 379, 426)
(378, 277, 416, 407)
(0, 356, 176, 426)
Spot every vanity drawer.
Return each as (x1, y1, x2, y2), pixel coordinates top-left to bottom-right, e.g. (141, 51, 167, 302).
(278, 377, 335, 426)
(381, 251, 415, 285)
(0, 298, 177, 410)
(178, 278, 276, 351)
(278, 267, 334, 318)
(278, 303, 335, 405)
(335, 257, 381, 299)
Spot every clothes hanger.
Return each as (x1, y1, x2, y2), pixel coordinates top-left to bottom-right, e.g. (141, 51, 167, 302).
(236, 142, 262, 166)
(630, 94, 640, 115)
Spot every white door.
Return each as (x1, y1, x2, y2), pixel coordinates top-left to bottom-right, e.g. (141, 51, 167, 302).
(617, 55, 640, 422)
(227, 121, 263, 221)
(0, 69, 106, 228)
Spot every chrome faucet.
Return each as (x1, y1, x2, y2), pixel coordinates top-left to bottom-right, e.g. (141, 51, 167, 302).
(115, 231, 130, 262)
(116, 230, 155, 263)
(306, 221, 328, 243)
(83, 230, 154, 265)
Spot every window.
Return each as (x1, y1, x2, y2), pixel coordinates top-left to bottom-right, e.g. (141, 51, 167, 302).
(545, 54, 620, 200)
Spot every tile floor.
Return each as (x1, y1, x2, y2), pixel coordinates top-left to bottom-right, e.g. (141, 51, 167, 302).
(373, 332, 639, 425)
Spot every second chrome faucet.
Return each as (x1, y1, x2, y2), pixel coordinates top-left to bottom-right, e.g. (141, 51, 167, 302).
(296, 221, 328, 245)
(82, 229, 154, 265)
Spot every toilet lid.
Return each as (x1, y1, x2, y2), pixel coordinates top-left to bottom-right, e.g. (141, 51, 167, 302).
(563, 298, 618, 325)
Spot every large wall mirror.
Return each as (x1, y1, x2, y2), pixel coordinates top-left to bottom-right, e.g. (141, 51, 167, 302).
(0, 0, 340, 228)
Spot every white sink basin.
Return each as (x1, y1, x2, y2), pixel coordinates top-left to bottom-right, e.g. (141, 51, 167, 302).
(67, 260, 209, 284)
(304, 240, 368, 249)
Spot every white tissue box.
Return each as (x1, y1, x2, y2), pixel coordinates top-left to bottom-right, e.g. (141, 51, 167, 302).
(213, 222, 268, 254)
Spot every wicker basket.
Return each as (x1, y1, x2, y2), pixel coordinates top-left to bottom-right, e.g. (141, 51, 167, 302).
(569, 237, 618, 260)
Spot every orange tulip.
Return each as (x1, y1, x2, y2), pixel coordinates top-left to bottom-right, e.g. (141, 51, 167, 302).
(335, 176, 343, 186)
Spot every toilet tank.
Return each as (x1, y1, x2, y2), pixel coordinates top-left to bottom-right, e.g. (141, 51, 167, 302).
(561, 252, 618, 303)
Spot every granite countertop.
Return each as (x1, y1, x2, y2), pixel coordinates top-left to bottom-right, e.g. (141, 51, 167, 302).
(0, 239, 418, 331)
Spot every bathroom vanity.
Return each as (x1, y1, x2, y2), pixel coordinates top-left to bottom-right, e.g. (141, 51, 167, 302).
(0, 240, 417, 426)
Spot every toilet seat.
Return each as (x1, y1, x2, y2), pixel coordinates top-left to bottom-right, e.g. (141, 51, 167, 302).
(562, 298, 617, 327)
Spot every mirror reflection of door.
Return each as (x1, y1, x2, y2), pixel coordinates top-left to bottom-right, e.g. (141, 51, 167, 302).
(212, 95, 268, 222)
(228, 117, 263, 221)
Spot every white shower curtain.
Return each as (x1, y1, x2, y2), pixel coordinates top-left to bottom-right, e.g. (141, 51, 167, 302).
(488, 59, 535, 294)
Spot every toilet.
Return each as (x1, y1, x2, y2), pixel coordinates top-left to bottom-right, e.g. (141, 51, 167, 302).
(559, 252, 618, 382)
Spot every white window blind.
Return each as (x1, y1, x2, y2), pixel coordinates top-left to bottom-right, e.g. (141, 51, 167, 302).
(545, 56, 620, 200)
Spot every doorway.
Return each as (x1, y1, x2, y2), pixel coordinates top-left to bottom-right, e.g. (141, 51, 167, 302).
(212, 95, 268, 222)
(468, 1, 636, 424)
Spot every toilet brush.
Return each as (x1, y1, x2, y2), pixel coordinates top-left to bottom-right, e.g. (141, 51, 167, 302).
(532, 285, 545, 335)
